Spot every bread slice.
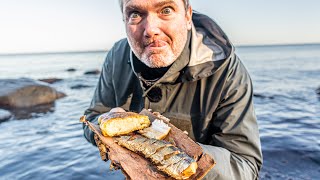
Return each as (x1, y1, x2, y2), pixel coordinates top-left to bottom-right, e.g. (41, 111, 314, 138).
(99, 112, 150, 137)
(139, 119, 171, 140)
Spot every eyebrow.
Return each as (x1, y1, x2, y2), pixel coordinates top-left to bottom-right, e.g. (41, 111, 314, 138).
(124, 0, 178, 13)
(154, 0, 178, 8)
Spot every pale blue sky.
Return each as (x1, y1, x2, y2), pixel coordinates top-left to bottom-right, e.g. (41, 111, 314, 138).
(0, 0, 319, 54)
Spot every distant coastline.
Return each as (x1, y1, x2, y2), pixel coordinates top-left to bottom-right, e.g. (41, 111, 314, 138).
(236, 42, 320, 48)
(0, 49, 108, 56)
(1, 42, 320, 56)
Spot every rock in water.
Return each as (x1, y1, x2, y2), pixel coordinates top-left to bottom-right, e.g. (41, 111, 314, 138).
(0, 109, 12, 122)
(316, 87, 320, 95)
(0, 78, 66, 108)
(70, 84, 92, 89)
(84, 69, 101, 75)
(66, 68, 76, 72)
(38, 78, 63, 84)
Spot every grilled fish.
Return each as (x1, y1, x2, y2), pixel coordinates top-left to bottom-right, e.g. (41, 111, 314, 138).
(139, 119, 171, 140)
(115, 135, 197, 179)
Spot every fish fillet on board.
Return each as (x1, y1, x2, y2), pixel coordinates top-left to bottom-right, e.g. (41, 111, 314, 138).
(81, 109, 215, 179)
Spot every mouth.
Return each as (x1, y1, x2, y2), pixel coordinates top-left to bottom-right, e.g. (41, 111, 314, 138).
(145, 40, 167, 49)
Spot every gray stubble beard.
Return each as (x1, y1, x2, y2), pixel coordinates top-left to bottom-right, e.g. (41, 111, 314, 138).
(128, 32, 188, 68)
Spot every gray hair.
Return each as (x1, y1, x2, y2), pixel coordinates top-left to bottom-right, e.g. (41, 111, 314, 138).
(118, 0, 190, 12)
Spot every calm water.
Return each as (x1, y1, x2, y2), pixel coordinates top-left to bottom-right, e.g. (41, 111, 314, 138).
(0, 44, 319, 180)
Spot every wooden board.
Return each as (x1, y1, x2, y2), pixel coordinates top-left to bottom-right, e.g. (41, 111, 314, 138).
(83, 109, 216, 180)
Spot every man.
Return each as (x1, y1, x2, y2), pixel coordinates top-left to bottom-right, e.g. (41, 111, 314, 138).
(83, 0, 263, 179)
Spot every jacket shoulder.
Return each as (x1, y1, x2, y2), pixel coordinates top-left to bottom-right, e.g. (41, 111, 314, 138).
(112, 38, 130, 52)
(107, 38, 131, 65)
(101, 38, 133, 82)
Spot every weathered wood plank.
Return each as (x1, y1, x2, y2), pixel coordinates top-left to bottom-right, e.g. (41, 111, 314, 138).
(83, 109, 215, 180)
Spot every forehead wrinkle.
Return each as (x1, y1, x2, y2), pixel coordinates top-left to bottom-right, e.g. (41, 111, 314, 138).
(124, 0, 178, 12)
(153, 0, 178, 8)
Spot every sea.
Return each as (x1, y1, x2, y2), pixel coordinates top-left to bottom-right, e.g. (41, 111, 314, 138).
(0, 44, 319, 180)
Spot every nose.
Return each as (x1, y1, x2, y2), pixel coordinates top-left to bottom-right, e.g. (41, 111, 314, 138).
(143, 14, 161, 38)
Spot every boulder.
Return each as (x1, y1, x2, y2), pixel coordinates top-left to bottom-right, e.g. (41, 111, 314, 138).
(0, 109, 12, 122)
(70, 84, 92, 89)
(38, 78, 63, 84)
(66, 68, 76, 72)
(10, 103, 54, 120)
(0, 78, 66, 108)
(316, 87, 320, 95)
(253, 93, 274, 99)
(84, 69, 101, 75)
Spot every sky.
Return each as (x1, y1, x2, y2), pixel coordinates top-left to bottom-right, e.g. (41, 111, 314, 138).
(0, 0, 320, 54)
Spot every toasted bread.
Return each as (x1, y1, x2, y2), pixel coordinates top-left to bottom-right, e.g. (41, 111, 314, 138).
(99, 112, 150, 137)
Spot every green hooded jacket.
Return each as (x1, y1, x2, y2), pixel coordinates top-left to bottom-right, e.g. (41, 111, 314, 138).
(83, 12, 263, 180)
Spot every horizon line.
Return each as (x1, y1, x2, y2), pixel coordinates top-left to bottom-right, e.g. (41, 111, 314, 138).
(1, 42, 320, 56)
(235, 42, 320, 48)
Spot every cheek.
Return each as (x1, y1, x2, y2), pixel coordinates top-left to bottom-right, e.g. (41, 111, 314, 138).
(126, 25, 142, 42)
(165, 24, 187, 45)
(164, 20, 188, 39)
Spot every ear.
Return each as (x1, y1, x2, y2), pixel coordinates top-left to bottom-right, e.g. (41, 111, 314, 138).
(185, 6, 193, 30)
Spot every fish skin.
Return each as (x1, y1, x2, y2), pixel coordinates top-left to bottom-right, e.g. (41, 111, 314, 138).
(160, 153, 186, 167)
(142, 139, 170, 158)
(115, 134, 197, 179)
(150, 145, 180, 164)
(172, 157, 194, 177)
(116, 135, 148, 152)
(130, 136, 151, 152)
(159, 156, 194, 179)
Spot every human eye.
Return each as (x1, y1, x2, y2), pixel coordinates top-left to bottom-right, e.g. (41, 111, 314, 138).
(125, 10, 142, 24)
(127, 11, 141, 20)
(130, 11, 141, 19)
(160, 7, 173, 15)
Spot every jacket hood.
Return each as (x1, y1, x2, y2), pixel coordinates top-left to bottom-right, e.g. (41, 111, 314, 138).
(130, 11, 234, 89)
(182, 11, 234, 82)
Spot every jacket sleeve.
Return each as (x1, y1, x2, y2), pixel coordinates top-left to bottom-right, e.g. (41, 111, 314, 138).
(82, 48, 117, 146)
(202, 55, 263, 180)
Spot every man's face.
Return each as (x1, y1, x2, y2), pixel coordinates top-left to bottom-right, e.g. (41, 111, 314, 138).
(122, 0, 192, 68)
